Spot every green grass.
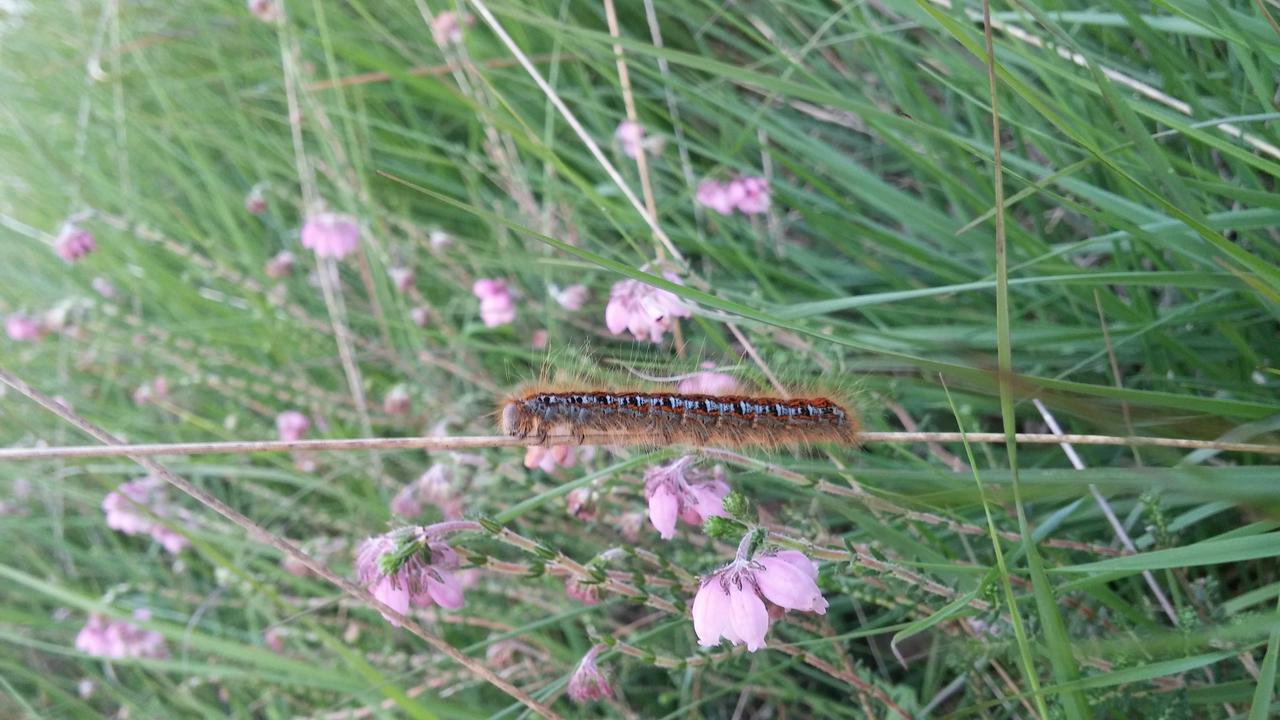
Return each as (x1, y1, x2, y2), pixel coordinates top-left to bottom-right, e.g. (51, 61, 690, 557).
(1, 0, 1278, 717)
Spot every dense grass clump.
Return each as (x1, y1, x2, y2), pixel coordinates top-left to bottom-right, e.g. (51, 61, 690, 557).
(1, 1, 1278, 717)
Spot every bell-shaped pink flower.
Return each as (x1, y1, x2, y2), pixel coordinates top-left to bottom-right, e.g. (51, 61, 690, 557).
(410, 306, 430, 327)
(696, 179, 735, 216)
(604, 271, 692, 344)
(5, 313, 42, 341)
(301, 212, 360, 259)
(390, 464, 461, 519)
(276, 410, 310, 442)
(102, 476, 191, 554)
(552, 284, 589, 311)
(55, 223, 97, 262)
(75, 610, 169, 660)
(730, 176, 771, 214)
(244, 186, 268, 214)
(567, 644, 613, 703)
(472, 278, 517, 328)
(691, 549, 826, 652)
(677, 367, 740, 395)
(643, 456, 729, 540)
(565, 576, 600, 605)
(247, 0, 281, 23)
(265, 251, 295, 278)
(132, 376, 170, 405)
(524, 444, 588, 473)
(382, 384, 411, 415)
(389, 267, 415, 293)
(431, 11, 471, 45)
(356, 531, 466, 626)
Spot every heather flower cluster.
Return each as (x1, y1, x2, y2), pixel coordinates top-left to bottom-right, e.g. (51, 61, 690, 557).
(605, 271, 692, 344)
(524, 444, 593, 474)
(614, 120, 664, 159)
(431, 11, 471, 46)
(5, 313, 43, 341)
(696, 176, 771, 216)
(75, 610, 169, 660)
(276, 410, 309, 442)
(692, 548, 827, 652)
(300, 211, 360, 259)
(568, 644, 613, 703)
(677, 367, 740, 395)
(356, 531, 466, 626)
(102, 476, 191, 554)
(472, 278, 517, 328)
(390, 464, 462, 519)
(644, 456, 730, 540)
(55, 223, 97, 262)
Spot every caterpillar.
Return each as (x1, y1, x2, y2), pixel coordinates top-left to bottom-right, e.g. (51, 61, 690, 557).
(499, 386, 859, 448)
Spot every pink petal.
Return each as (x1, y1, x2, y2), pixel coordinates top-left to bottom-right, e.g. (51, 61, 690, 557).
(371, 576, 410, 626)
(691, 580, 730, 647)
(426, 570, 465, 609)
(771, 550, 819, 579)
(690, 483, 729, 521)
(757, 556, 826, 614)
(648, 484, 679, 540)
(604, 298, 629, 335)
(728, 583, 769, 651)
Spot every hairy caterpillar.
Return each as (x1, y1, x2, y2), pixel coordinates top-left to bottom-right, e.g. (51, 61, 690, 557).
(500, 386, 859, 447)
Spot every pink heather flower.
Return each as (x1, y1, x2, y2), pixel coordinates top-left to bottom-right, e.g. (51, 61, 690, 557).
(677, 366, 740, 396)
(565, 576, 601, 605)
(5, 313, 42, 341)
(613, 120, 665, 159)
(428, 229, 453, 251)
(604, 272, 692, 344)
(644, 456, 729, 540)
(300, 212, 360, 259)
(431, 11, 471, 45)
(730, 176, 771, 214)
(276, 411, 309, 442)
(472, 278, 517, 328)
(265, 251, 295, 278)
(691, 549, 826, 652)
(75, 610, 169, 660)
(356, 532, 465, 626)
(132, 376, 170, 406)
(616, 511, 646, 542)
(390, 465, 461, 519)
(551, 284, 589, 312)
(55, 223, 96, 262)
(264, 628, 286, 652)
(565, 487, 596, 521)
(244, 186, 268, 214)
(567, 645, 612, 703)
(410, 305, 430, 327)
(91, 277, 116, 298)
(696, 179, 735, 216)
(389, 267, 415, 293)
(531, 329, 549, 350)
(102, 476, 191, 554)
(524, 445, 594, 474)
(247, 0, 281, 23)
(382, 385, 411, 415)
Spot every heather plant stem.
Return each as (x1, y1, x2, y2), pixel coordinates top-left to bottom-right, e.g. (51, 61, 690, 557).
(0, 430, 1275, 461)
(0, 365, 562, 720)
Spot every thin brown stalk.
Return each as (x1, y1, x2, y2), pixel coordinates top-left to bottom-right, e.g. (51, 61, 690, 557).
(1, 430, 1273, 462)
